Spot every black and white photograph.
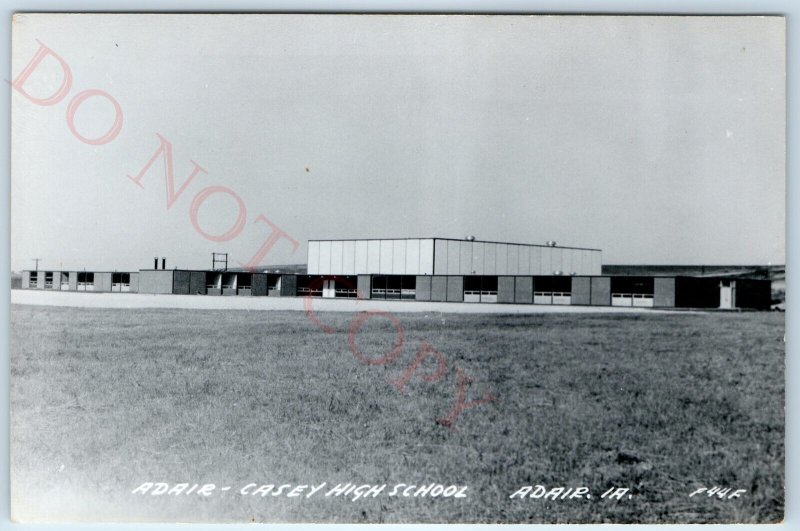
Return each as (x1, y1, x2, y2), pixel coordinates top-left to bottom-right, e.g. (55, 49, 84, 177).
(9, 13, 786, 524)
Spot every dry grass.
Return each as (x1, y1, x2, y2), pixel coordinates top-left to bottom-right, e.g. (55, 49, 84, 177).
(10, 304, 784, 523)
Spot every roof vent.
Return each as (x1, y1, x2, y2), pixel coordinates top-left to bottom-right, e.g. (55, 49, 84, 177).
(546, 240, 557, 247)
(465, 235, 476, 241)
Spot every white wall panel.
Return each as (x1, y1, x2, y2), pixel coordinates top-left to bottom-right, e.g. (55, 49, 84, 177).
(497, 244, 508, 275)
(434, 240, 448, 275)
(568, 249, 578, 274)
(307, 241, 320, 275)
(380, 240, 394, 273)
(447, 240, 460, 274)
(519, 245, 530, 275)
(319, 241, 332, 275)
(561, 249, 571, 274)
(342, 240, 355, 275)
(419, 239, 434, 275)
(592, 251, 602, 275)
(367, 240, 381, 274)
(581, 250, 590, 275)
(406, 239, 421, 275)
(553, 248, 564, 273)
(485, 243, 497, 274)
(535, 247, 545, 274)
(507, 245, 519, 275)
(393, 240, 407, 274)
(331, 240, 344, 275)
(472, 242, 484, 275)
(355, 240, 368, 274)
(459, 241, 473, 274)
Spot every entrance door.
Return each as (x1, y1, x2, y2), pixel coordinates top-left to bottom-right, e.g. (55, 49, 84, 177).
(322, 279, 335, 298)
(720, 286, 733, 309)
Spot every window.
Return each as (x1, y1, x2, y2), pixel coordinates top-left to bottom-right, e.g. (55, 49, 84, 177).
(112, 272, 131, 292)
(534, 276, 572, 304)
(236, 273, 252, 289)
(610, 277, 654, 307)
(386, 276, 402, 299)
(400, 276, 416, 299)
(296, 276, 322, 297)
(267, 274, 281, 291)
(331, 276, 358, 298)
(77, 272, 95, 290)
(222, 273, 237, 290)
(480, 276, 498, 295)
(206, 272, 222, 289)
(371, 276, 387, 299)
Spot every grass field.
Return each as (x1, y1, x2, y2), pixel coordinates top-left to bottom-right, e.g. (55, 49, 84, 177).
(10, 304, 784, 523)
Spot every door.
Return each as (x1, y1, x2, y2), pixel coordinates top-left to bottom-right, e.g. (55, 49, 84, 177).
(719, 286, 733, 309)
(322, 279, 335, 298)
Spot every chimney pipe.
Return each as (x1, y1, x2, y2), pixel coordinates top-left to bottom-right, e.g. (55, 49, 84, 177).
(154, 257, 158, 269)
(161, 257, 166, 270)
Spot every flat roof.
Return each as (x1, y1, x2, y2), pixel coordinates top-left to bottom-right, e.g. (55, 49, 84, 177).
(139, 269, 265, 273)
(308, 237, 602, 252)
(22, 270, 137, 274)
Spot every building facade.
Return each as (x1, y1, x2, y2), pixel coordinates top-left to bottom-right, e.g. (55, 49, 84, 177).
(18, 237, 773, 310)
(307, 238, 602, 277)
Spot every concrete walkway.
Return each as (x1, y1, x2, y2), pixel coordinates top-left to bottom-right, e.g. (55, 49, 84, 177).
(11, 289, 682, 314)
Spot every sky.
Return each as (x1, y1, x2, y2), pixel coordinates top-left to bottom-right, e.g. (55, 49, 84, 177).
(10, 14, 785, 271)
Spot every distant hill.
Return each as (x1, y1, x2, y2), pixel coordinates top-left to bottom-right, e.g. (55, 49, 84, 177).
(602, 265, 785, 281)
(225, 264, 308, 274)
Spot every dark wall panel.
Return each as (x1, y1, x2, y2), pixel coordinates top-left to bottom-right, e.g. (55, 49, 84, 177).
(190, 272, 207, 294)
(590, 277, 611, 306)
(514, 276, 533, 303)
(138, 270, 174, 294)
(654, 277, 676, 307)
(446, 276, 464, 302)
(280, 275, 297, 296)
(357, 275, 372, 300)
(251, 274, 268, 296)
(675, 277, 719, 308)
(497, 276, 515, 303)
(94, 272, 113, 292)
(571, 277, 591, 305)
(431, 276, 447, 301)
(611, 276, 655, 294)
(433, 241, 448, 275)
(173, 271, 192, 294)
(415, 276, 431, 301)
(735, 279, 772, 310)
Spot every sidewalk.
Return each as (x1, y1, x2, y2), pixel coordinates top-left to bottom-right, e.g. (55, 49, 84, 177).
(11, 289, 679, 314)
